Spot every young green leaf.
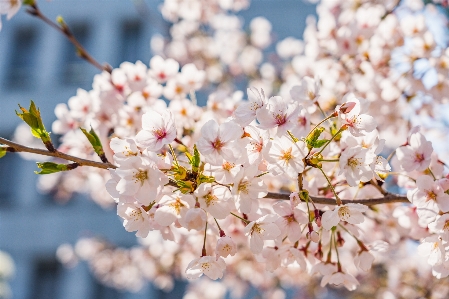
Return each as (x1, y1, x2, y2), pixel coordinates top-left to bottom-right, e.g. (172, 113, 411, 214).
(35, 162, 79, 175)
(16, 101, 55, 152)
(80, 127, 108, 163)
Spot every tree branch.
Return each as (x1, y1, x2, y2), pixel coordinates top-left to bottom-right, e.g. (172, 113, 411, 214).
(265, 192, 408, 206)
(1, 137, 409, 205)
(0, 137, 116, 170)
(26, 2, 112, 73)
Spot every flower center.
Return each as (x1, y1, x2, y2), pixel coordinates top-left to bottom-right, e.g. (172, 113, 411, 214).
(308, 91, 315, 101)
(274, 114, 287, 126)
(134, 170, 148, 185)
(338, 206, 351, 221)
(153, 128, 167, 140)
(251, 223, 265, 235)
(347, 157, 360, 169)
(201, 263, 211, 270)
(169, 198, 184, 215)
(284, 214, 296, 223)
(426, 191, 437, 202)
(222, 162, 234, 171)
(280, 147, 293, 163)
(415, 153, 425, 163)
(212, 138, 224, 150)
(444, 221, 449, 231)
(204, 192, 218, 207)
(238, 181, 249, 194)
(129, 208, 143, 221)
(124, 146, 138, 157)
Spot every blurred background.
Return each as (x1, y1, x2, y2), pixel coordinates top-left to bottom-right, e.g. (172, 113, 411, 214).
(0, 1, 316, 298)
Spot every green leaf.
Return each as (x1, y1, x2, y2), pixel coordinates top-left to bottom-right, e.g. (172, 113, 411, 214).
(287, 131, 299, 143)
(35, 162, 68, 175)
(305, 127, 325, 149)
(197, 173, 215, 185)
(35, 162, 78, 174)
(0, 147, 6, 159)
(22, 0, 36, 5)
(176, 180, 195, 194)
(191, 145, 200, 171)
(312, 139, 329, 148)
(80, 127, 106, 161)
(16, 101, 52, 145)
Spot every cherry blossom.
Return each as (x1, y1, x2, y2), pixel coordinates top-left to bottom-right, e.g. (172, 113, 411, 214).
(135, 110, 177, 152)
(197, 120, 242, 165)
(215, 236, 237, 259)
(264, 136, 307, 179)
(195, 183, 233, 219)
(396, 131, 433, 172)
(185, 256, 227, 280)
(256, 96, 299, 137)
(321, 203, 369, 230)
(244, 214, 281, 254)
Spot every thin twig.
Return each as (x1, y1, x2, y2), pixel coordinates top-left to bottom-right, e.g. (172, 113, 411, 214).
(0, 137, 116, 170)
(26, 2, 112, 73)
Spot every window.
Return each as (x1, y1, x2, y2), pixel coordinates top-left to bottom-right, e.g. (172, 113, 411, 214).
(60, 23, 91, 86)
(118, 21, 143, 65)
(0, 154, 16, 208)
(4, 26, 39, 89)
(31, 258, 62, 299)
(92, 280, 122, 299)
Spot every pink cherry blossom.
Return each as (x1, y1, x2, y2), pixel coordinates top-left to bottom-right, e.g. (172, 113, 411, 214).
(135, 110, 177, 152)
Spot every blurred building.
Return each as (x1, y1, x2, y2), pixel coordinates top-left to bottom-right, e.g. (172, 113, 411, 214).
(0, 1, 315, 298)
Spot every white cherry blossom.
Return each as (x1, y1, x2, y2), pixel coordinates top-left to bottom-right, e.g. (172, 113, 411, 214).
(256, 96, 299, 137)
(195, 183, 233, 219)
(244, 214, 281, 254)
(154, 192, 195, 226)
(135, 110, 177, 152)
(117, 203, 151, 238)
(396, 131, 433, 172)
(216, 236, 237, 259)
(321, 203, 369, 230)
(197, 120, 242, 165)
(185, 256, 226, 280)
(265, 136, 307, 179)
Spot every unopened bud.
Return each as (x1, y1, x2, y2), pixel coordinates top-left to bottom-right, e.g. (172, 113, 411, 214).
(338, 101, 356, 114)
(307, 231, 319, 243)
(314, 209, 322, 227)
(337, 232, 345, 247)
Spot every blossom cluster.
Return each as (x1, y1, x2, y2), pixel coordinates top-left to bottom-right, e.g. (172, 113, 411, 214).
(4, 0, 449, 297)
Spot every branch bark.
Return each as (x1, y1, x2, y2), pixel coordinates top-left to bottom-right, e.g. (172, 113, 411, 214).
(26, 2, 112, 73)
(265, 192, 408, 206)
(1, 137, 409, 206)
(0, 137, 116, 170)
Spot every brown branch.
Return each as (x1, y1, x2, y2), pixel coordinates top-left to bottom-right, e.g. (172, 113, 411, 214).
(0, 137, 116, 170)
(1, 137, 409, 205)
(26, 2, 112, 73)
(265, 192, 408, 206)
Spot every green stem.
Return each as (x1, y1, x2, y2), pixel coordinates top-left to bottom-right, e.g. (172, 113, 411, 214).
(201, 221, 208, 256)
(214, 217, 223, 232)
(316, 126, 345, 155)
(306, 112, 337, 139)
(333, 231, 342, 271)
(230, 212, 249, 224)
(428, 168, 437, 180)
(318, 159, 340, 162)
(318, 167, 342, 205)
(168, 144, 179, 167)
